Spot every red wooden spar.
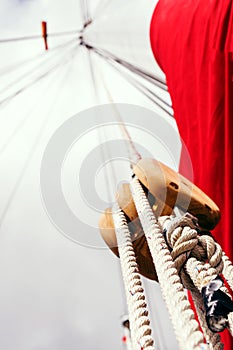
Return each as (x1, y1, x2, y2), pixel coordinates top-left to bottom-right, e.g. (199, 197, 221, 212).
(150, 0, 233, 348)
(41, 21, 48, 50)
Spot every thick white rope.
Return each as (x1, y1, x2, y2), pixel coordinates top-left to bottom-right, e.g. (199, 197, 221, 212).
(191, 290, 224, 350)
(222, 253, 233, 292)
(159, 214, 233, 340)
(222, 253, 233, 338)
(112, 204, 156, 350)
(130, 177, 207, 350)
(157, 217, 218, 347)
(158, 216, 223, 289)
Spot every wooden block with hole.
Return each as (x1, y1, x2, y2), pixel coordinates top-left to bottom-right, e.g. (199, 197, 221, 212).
(133, 158, 220, 230)
(99, 158, 221, 280)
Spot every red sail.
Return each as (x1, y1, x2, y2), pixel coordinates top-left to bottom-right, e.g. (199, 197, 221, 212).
(150, 0, 233, 347)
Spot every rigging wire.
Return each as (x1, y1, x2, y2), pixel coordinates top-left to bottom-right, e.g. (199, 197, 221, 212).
(0, 29, 81, 44)
(80, 0, 86, 25)
(102, 54, 172, 111)
(0, 81, 49, 157)
(0, 41, 79, 109)
(93, 46, 168, 91)
(87, 48, 128, 316)
(98, 70, 142, 166)
(86, 48, 113, 203)
(0, 38, 78, 96)
(102, 53, 171, 108)
(92, 47, 173, 118)
(82, 47, 143, 165)
(108, 60, 173, 117)
(0, 43, 80, 229)
(0, 52, 74, 158)
(84, 0, 91, 25)
(0, 37, 80, 78)
(80, 0, 92, 27)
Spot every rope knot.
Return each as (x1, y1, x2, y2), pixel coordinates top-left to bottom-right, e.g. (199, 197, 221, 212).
(159, 213, 224, 292)
(202, 277, 233, 332)
(159, 213, 199, 274)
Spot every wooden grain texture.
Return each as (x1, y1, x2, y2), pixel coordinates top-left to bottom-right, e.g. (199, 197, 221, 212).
(99, 208, 157, 280)
(134, 158, 221, 230)
(99, 158, 221, 280)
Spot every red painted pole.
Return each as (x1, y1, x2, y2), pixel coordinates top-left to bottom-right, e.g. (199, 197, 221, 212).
(41, 21, 48, 50)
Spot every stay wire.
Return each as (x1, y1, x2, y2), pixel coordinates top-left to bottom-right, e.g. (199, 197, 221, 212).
(0, 43, 80, 229)
(0, 39, 78, 78)
(0, 38, 78, 96)
(0, 37, 80, 78)
(88, 51, 142, 166)
(80, 0, 86, 24)
(104, 54, 172, 111)
(84, 0, 91, 24)
(80, 0, 91, 26)
(0, 41, 79, 109)
(109, 60, 173, 117)
(0, 46, 81, 158)
(87, 48, 114, 203)
(101, 76, 142, 167)
(0, 29, 81, 44)
(87, 50, 129, 316)
(93, 48, 173, 118)
(93, 46, 167, 91)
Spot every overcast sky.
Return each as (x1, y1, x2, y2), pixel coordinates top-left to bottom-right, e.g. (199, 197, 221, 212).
(0, 1, 181, 349)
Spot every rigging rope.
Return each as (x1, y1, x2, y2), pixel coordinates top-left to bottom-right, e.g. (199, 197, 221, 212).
(109, 174, 233, 348)
(112, 203, 156, 350)
(130, 177, 207, 350)
(0, 38, 78, 97)
(95, 54, 173, 118)
(128, 177, 233, 347)
(82, 31, 233, 349)
(83, 45, 173, 118)
(87, 48, 130, 321)
(86, 48, 158, 348)
(190, 290, 224, 350)
(0, 41, 79, 109)
(86, 48, 115, 202)
(80, 0, 92, 28)
(0, 44, 80, 229)
(222, 253, 233, 292)
(0, 37, 79, 78)
(0, 44, 81, 158)
(92, 46, 167, 90)
(0, 29, 81, 44)
(158, 215, 233, 335)
(88, 48, 142, 166)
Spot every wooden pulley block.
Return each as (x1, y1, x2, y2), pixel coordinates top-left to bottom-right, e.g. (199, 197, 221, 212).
(99, 206, 158, 280)
(133, 158, 220, 230)
(99, 158, 221, 281)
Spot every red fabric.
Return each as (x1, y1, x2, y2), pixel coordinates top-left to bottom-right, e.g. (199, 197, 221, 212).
(150, 0, 233, 348)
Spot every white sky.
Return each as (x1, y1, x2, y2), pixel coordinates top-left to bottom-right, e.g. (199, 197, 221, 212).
(0, 1, 181, 349)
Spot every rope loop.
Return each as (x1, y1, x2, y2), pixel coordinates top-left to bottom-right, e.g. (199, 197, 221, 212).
(158, 213, 233, 334)
(158, 214, 223, 289)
